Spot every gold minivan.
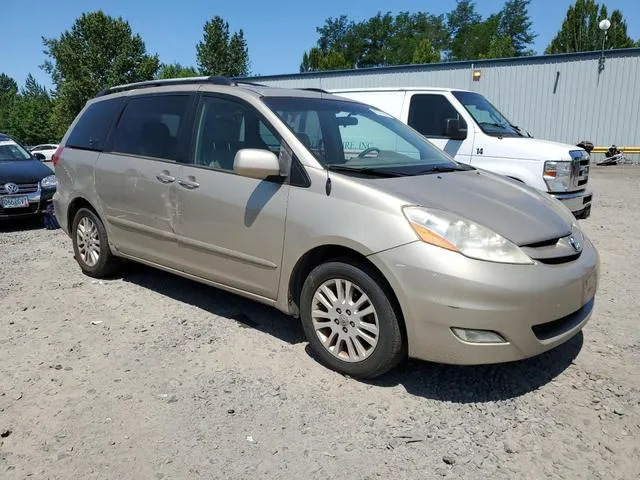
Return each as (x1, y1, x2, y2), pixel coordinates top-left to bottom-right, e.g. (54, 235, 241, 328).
(53, 77, 599, 378)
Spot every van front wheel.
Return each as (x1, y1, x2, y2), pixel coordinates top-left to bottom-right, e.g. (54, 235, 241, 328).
(300, 261, 405, 379)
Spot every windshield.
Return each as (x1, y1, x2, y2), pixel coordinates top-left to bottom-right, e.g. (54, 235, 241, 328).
(452, 91, 522, 137)
(264, 97, 467, 177)
(0, 139, 32, 161)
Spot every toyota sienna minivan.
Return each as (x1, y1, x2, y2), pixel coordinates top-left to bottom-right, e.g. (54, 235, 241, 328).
(53, 77, 599, 378)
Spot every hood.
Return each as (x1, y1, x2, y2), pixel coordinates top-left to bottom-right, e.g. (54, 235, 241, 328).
(482, 136, 582, 161)
(362, 169, 573, 246)
(0, 159, 53, 184)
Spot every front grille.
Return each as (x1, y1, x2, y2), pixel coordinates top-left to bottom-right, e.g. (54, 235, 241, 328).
(521, 233, 582, 265)
(0, 183, 39, 194)
(536, 253, 581, 265)
(532, 298, 594, 340)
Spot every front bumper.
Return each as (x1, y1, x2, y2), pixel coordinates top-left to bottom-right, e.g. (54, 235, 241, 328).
(0, 188, 55, 219)
(369, 237, 599, 365)
(551, 189, 593, 219)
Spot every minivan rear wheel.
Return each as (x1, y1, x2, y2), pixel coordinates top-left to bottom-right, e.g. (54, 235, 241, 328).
(72, 208, 120, 278)
(300, 260, 405, 378)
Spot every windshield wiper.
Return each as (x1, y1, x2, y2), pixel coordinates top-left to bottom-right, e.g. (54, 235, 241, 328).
(325, 165, 406, 177)
(416, 164, 473, 174)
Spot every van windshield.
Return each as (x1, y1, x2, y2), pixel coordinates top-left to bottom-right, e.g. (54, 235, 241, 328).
(452, 91, 523, 137)
(264, 97, 470, 177)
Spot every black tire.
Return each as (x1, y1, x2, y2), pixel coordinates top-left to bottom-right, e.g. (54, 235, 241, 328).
(300, 260, 405, 379)
(71, 208, 120, 278)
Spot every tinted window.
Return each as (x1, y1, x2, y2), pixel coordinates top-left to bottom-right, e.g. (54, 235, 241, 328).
(408, 94, 462, 137)
(111, 95, 190, 161)
(192, 96, 281, 171)
(67, 98, 122, 151)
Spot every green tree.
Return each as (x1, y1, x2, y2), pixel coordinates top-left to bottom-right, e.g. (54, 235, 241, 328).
(157, 63, 199, 79)
(498, 0, 536, 55)
(7, 74, 55, 144)
(228, 31, 250, 77)
(300, 12, 447, 71)
(412, 38, 441, 63)
(545, 0, 635, 54)
(447, 0, 482, 60)
(196, 16, 249, 76)
(0, 73, 18, 134)
(42, 11, 159, 137)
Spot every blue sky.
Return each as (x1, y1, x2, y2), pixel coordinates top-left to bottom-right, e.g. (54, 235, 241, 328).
(3, 0, 639, 89)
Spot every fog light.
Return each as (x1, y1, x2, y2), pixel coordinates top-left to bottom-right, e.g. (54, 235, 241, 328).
(451, 328, 507, 344)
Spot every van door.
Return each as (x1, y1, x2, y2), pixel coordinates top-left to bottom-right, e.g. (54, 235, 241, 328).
(95, 93, 193, 269)
(173, 94, 289, 299)
(404, 93, 475, 163)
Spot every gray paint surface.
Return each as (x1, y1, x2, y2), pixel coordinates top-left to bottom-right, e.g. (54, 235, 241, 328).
(246, 49, 640, 148)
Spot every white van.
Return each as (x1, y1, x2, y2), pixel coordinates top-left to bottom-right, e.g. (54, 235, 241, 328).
(333, 88, 592, 218)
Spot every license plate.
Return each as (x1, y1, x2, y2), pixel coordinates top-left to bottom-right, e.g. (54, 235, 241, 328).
(1, 196, 29, 209)
(583, 270, 598, 303)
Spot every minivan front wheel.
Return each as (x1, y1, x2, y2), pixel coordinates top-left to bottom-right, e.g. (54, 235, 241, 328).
(300, 261, 405, 378)
(72, 208, 120, 278)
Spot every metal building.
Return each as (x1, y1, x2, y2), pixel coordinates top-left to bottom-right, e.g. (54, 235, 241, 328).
(249, 48, 640, 156)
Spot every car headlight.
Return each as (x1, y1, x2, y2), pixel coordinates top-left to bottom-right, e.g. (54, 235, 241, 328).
(40, 174, 57, 189)
(403, 206, 533, 264)
(543, 161, 572, 192)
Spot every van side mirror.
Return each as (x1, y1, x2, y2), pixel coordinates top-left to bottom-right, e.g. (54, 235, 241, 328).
(33, 152, 46, 161)
(445, 118, 467, 140)
(233, 149, 283, 180)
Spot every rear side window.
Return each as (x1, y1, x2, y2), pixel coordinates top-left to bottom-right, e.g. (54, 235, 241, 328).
(408, 94, 462, 137)
(111, 95, 191, 161)
(66, 98, 122, 151)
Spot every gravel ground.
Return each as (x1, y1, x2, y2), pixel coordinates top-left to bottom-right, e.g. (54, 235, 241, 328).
(1, 166, 639, 479)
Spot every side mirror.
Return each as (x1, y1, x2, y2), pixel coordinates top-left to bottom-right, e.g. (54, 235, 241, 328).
(233, 149, 282, 180)
(445, 118, 467, 140)
(33, 152, 46, 160)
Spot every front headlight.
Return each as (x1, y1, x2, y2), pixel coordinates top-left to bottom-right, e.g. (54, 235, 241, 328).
(543, 161, 572, 192)
(40, 174, 57, 189)
(403, 207, 533, 264)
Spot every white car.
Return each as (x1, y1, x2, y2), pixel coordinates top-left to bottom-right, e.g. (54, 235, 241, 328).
(30, 144, 59, 161)
(333, 88, 592, 219)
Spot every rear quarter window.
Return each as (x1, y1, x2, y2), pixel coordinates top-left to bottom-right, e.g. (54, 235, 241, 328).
(66, 98, 123, 151)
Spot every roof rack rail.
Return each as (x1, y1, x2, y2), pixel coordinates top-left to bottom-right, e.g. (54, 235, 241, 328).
(299, 87, 329, 93)
(96, 76, 235, 97)
(235, 80, 267, 87)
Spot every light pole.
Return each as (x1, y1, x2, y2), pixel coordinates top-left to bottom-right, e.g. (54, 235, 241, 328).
(598, 18, 611, 73)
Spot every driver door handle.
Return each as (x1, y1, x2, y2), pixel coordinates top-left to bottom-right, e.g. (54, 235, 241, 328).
(178, 178, 200, 190)
(156, 172, 176, 184)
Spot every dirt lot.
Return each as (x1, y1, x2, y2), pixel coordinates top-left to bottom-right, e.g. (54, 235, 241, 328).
(1, 167, 639, 479)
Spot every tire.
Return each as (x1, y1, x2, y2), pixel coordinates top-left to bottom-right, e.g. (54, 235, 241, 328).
(71, 208, 120, 278)
(300, 260, 405, 379)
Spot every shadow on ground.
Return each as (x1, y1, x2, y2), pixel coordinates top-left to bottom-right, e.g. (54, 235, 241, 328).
(0, 217, 43, 233)
(122, 263, 582, 403)
(121, 263, 305, 345)
(366, 332, 583, 403)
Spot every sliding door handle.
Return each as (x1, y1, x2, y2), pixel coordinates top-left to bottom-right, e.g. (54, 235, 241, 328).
(156, 172, 176, 183)
(178, 179, 200, 189)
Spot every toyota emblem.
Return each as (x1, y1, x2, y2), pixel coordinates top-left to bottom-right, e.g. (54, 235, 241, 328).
(569, 235, 581, 252)
(4, 182, 19, 194)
